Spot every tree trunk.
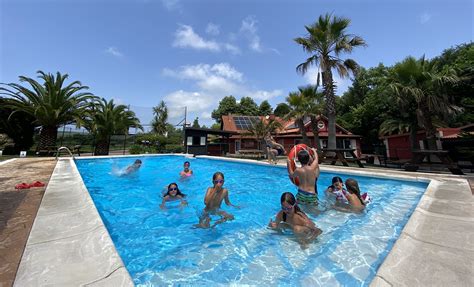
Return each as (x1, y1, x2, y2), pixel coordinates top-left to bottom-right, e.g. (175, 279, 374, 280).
(409, 125, 418, 152)
(310, 115, 321, 150)
(94, 138, 110, 155)
(322, 69, 337, 150)
(38, 125, 58, 151)
(297, 118, 310, 145)
(419, 105, 438, 150)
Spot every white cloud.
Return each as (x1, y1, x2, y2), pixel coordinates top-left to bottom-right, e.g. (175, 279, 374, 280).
(205, 23, 220, 36)
(172, 24, 241, 54)
(246, 89, 283, 101)
(163, 62, 282, 123)
(303, 67, 353, 94)
(240, 16, 262, 52)
(105, 47, 123, 57)
(164, 90, 213, 118)
(173, 25, 220, 51)
(419, 12, 432, 24)
(161, 0, 180, 11)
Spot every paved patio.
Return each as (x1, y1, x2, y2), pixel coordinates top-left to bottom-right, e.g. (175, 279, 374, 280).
(0, 158, 56, 287)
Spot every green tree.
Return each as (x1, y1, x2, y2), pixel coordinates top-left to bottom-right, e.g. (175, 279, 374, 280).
(0, 98, 36, 153)
(298, 85, 325, 150)
(211, 123, 221, 130)
(274, 103, 291, 118)
(286, 92, 310, 145)
(295, 13, 366, 150)
(211, 95, 239, 123)
(258, 100, 273, 116)
(245, 118, 283, 150)
(151, 100, 168, 135)
(238, 96, 259, 115)
(0, 71, 96, 150)
(82, 98, 142, 155)
(389, 56, 460, 150)
(192, 117, 200, 128)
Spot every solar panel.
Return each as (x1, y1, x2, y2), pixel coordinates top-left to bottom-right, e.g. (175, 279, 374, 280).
(233, 116, 261, 130)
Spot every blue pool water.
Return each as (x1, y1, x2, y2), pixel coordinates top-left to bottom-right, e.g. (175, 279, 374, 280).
(76, 155, 428, 286)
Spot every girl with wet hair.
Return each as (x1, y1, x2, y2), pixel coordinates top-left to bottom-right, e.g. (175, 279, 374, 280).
(269, 192, 322, 247)
(160, 182, 187, 209)
(344, 178, 366, 210)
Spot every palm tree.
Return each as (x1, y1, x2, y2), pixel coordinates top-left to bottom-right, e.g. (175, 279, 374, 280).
(151, 100, 168, 135)
(245, 118, 283, 150)
(0, 71, 96, 151)
(298, 85, 325, 150)
(285, 92, 310, 145)
(295, 13, 366, 150)
(82, 98, 142, 155)
(389, 56, 460, 150)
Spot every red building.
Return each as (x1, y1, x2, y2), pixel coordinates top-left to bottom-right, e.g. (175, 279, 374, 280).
(221, 114, 362, 157)
(380, 124, 474, 160)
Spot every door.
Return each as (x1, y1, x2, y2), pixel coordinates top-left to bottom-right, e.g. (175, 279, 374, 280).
(235, 140, 241, 153)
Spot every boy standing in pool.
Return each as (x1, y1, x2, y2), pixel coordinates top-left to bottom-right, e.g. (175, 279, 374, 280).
(196, 172, 240, 228)
(287, 148, 319, 205)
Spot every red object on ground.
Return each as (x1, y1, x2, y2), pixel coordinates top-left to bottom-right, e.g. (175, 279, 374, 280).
(287, 144, 316, 186)
(15, 183, 31, 189)
(29, 181, 45, 188)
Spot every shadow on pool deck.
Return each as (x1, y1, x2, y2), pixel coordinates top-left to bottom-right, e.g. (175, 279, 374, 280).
(0, 158, 56, 287)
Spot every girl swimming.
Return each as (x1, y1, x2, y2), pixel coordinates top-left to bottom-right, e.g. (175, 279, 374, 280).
(160, 183, 187, 209)
(269, 192, 322, 246)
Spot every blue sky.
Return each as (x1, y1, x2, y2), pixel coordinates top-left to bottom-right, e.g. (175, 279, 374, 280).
(1, 0, 473, 127)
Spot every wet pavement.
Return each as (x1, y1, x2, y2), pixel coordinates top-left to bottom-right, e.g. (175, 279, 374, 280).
(0, 158, 56, 287)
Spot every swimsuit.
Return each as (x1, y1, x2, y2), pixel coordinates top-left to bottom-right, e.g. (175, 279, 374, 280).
(296, 189, 318, 204)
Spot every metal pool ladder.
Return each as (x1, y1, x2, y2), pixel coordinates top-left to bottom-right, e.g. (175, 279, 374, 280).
(55, 146, 74, 160)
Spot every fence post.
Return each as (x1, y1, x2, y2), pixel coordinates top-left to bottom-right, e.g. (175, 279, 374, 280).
(123, 134, 127, 155)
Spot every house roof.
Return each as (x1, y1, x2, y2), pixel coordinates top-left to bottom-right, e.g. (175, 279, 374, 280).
(221, 114, 356, 136)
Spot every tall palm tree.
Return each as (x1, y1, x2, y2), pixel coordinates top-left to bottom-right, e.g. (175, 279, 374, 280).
(285, 92, 310, 145)
(298, 85, 325, 150)
(82, 98, 142, 155)
(0, 71, 96, 151)
(151, 100, 168, 135)
(389, 56, 460, 150)
(295, 13, 366, 150)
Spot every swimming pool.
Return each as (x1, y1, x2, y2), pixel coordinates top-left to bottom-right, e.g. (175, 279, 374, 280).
(75, 155, 428, 286)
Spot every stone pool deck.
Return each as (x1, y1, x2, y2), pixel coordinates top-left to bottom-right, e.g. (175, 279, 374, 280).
(1, 155, 473, 286)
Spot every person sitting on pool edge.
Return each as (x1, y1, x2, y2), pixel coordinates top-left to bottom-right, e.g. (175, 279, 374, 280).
(124, 159, 142, 175)
(287, 148, 319, 205)
(180, 161, 193, 177)
(196, 172, 240, 228)
(160, 182, 187, 209)
(269, 192, 322, 247)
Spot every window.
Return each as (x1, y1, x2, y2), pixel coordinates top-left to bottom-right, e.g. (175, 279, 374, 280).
(200, 136, 206, 146)
(322, 140, 328, 148)
(187, 136, 193, 145)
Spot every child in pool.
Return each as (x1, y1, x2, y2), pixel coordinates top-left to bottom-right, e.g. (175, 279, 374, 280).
(180, 161, 193, 177)
(343, 178, 367, 212)
(196, 172, 240, 228)
(325, 176, 349, 204)
(124, 159, 142, 175)
(160, 183, 187, 209)
(269, 192, 322, 246)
